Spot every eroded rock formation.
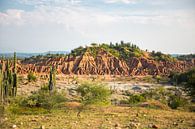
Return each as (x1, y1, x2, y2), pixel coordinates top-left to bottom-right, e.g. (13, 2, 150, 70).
(1, 50, 194, 76)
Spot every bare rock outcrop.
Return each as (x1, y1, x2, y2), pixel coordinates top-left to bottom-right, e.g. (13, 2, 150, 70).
(1, 50, 194, 76)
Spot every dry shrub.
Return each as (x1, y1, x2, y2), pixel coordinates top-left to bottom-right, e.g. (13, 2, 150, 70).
(64, 102, 81, 109)
(139, 100, 170, 110)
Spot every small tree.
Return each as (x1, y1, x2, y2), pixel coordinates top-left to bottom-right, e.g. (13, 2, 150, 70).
(76, 81, 111, 117)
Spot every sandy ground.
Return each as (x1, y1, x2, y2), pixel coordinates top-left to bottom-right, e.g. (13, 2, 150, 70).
(17, 74, 174, 97)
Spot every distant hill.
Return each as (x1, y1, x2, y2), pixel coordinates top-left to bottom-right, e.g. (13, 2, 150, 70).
(69, 42, 176, 62)
(0, 51, 69, 59)
(8, 42, 195, 76)
(171, 54, 181, 58)
(176, 54, 195, 60)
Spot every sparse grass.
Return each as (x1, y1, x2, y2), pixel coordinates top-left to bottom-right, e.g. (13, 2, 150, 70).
(1, 105, 195, 129)
(2, 76, 194, 129)
(113, 75, 169, 84)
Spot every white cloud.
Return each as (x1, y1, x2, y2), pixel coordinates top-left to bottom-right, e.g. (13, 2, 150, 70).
(0, 5, 194, 30)
(104, 0, 139, 4)
(0, 9, 25, 26)
(2, 0, 191, 30)
(17, 0, 81, 6)
(1, 0, 195, 53)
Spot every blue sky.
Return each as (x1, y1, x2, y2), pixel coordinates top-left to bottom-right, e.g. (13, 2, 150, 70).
(0, 0, 195, 54)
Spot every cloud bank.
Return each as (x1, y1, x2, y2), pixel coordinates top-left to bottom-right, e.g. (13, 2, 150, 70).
(0, 0, 195, 53)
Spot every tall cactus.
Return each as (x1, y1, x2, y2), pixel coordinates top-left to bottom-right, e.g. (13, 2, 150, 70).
(3, 59, 12, 97)
(0, 54, 18, 102)
(12, 52, 17, 97)
(13, 52, 17, 73)
(48, 66, 53, 92)
(48, 65, 56, 93)
(0, 59, 3, 103)
(53, 65, 56, 89)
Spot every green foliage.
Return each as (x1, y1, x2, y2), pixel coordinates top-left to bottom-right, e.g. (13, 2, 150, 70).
(123, 87, 189, 110)
(151, 51, 176, 62)
(19, 86, 67, 110)
(176, 54, 195, 60)
(170, 68, 195, 98)
(23, 54, 67, 65)
(90, 43, 98, 47)
(88, 46, 99, 57)
(168, 95, 188, 109)
(27, 72, 36, 82)
(169, 72, 180, 85)
(185, 70, 195, 98)
(69, 42, 143, 60)
(22, 42, 178, 63)
(77, 82, 111, 106)
(70, 46, 86, 56)
(99, 43, 120, 58)
(142, 88, 170, 103)
(106, 42, 143, 59)
(128, 94, 146, 104)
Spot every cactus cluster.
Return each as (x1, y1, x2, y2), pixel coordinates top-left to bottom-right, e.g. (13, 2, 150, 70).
(48, 65, 56, 93)
(0, 52, 18, 103)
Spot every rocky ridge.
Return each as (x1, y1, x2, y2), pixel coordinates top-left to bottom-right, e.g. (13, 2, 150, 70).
(2, 48, 194, 76)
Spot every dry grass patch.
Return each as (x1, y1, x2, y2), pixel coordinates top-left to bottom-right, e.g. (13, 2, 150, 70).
(2, 106, 194, 129)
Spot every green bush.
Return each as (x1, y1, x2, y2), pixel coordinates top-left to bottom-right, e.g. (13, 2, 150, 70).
(151, 51, 176, 62)
(168, 95, 188, 109)
(141, 87, 172, 104)
(128, 94, 146, 104)
(27, 72, 36, 82)
(20, 86, 67, 110)
(77, 82, 111, 106)
(120, 87, 190, 110)
(169, 68, 195, 98)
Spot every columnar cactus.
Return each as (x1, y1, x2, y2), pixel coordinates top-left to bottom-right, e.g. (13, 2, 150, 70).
(48, 66, 53, 92)
(13, 52, 17, 73)
(0, 59, 3, 102)
(12, 52, 17, 97)
(0, 52, 18, 101)
(53, 65, 56, 89)
(4, 59, 11, 97)
(48, 65, 56, 93)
